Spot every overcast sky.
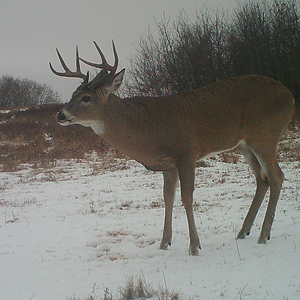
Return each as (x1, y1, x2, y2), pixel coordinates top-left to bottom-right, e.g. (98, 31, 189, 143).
(1, 0, 237, 101)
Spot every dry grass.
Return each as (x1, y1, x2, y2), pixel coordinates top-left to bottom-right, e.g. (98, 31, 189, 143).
(1, 104, 299, 172)
(0, 104, 119, 171)
(67, 273, 180, 300)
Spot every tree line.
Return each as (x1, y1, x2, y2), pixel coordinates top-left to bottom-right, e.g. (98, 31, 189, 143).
(0, 75, 60, 108)
(126, 0, 300, 104)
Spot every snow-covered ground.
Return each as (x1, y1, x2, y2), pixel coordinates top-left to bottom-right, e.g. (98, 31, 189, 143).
(0, 157, 299, 300)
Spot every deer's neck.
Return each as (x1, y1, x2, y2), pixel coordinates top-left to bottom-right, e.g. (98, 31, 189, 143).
(97, 94, 153, 159)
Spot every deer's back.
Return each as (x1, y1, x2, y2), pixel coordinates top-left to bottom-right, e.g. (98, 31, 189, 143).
(133, 75, 294, 159)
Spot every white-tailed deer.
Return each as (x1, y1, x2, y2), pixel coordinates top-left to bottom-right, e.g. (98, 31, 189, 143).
(50, 41, 294, 255)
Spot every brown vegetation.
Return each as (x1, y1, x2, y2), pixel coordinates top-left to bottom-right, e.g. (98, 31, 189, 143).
(0, 104, 115, 171)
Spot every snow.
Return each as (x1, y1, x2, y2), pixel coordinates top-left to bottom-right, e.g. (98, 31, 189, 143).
(0, 158, 299, 300)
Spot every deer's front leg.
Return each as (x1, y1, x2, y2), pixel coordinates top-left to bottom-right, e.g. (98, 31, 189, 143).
(159, 168, 179, 250)
(177, 161, 201, 256)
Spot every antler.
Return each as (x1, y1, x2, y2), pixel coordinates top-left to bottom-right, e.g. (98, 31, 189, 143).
(79, 40, 118, 77)
(49, 46, 89, 84)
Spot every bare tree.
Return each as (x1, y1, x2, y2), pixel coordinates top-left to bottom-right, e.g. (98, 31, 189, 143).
(0, 75, 60, 108)
(126, 0, 300, 104)
(228, 0, 300, 101)
(227, 1, 272, 76)
(270, 0, 300, 100)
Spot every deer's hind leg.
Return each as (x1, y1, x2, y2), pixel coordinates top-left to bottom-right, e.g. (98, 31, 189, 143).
(257, 155, 284, 244)
(160, 168, 179, 250)
(237, 143, 270, 239)
(237, 142, 284, 243)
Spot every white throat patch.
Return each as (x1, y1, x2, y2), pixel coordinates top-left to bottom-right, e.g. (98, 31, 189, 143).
(89, 120, 106, 136)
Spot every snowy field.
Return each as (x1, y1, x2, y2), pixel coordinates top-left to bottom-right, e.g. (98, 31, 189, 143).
(0, 156, 299, 300)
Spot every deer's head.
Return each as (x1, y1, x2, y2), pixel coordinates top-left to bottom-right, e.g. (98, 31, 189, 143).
(50, 41, 124, 128)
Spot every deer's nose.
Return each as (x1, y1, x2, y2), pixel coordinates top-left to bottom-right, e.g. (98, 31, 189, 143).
(56, 110, 66, 122)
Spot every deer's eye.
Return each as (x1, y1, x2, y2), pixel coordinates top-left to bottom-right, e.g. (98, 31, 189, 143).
(81, 96, 91, 103)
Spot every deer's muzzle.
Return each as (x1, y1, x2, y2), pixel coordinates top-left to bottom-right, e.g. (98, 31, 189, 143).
(56, 108, 76, 126)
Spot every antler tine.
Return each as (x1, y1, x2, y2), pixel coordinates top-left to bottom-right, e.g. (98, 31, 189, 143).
(49, 47, 89, 83)
(111, 40, 119, 73)
(79, 40, 118, 74)
(49, 48, 70, 77)
(93, 41, 108, 66)
(75, 46, 82, 74)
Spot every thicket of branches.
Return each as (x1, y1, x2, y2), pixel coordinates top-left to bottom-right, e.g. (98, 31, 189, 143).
(126, 0, 300, 104)
(0, 75, 60, 108)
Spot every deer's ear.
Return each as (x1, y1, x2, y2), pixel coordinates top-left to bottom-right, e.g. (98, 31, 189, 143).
(105, 69, 125, 94)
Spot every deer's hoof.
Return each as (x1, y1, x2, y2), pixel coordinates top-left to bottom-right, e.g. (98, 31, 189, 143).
(258, 235, 270, 244)
(159, 240, 171, 250)
(189, 245, 201, 256)
(237, 230, 250, 239)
